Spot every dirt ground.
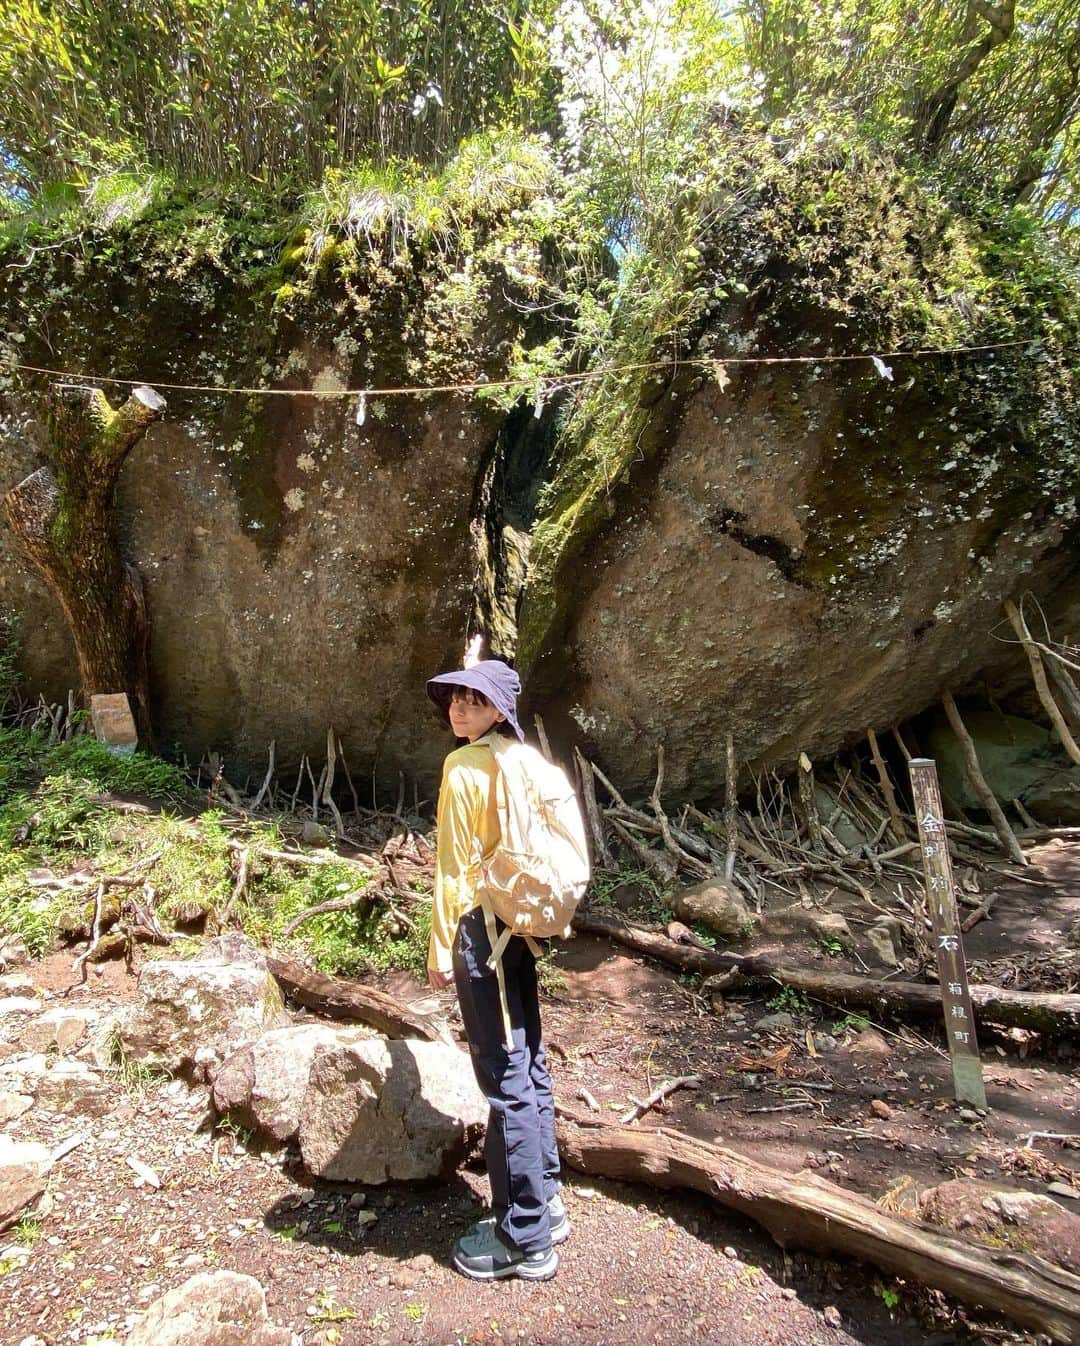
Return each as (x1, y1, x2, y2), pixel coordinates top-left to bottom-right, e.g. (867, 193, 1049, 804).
(3, 843, 1079, 1346)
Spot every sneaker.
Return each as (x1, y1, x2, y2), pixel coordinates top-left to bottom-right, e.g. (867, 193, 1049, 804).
(452, 1224, 559, 1282)
(469, 1190, 571, 1246)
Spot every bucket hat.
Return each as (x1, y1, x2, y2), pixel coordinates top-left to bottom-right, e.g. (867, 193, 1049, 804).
(427, 659, 524, 742)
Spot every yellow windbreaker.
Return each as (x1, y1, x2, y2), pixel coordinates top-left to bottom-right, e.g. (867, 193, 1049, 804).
(427, 742, 501, 975)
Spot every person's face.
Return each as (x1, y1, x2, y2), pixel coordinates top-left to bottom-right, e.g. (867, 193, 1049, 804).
(447, 687, 506, 742)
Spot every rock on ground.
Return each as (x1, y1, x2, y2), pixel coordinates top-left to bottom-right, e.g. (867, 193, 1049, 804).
(763, 907, 854, 946)
(671, 880, 751, 939)
(116, 936, 287, 1081)
(0, 1135, 52, 1232)
(125, 1271, 291, 1346)
(212, 1023, 374, 1141)
(299, 1038, 486, 1183)
(864, 922, 900, 967)
(920, 1180, 1080, 1274)
(34, 1060, 115, 1117)
(20, 1007, 94, 1054)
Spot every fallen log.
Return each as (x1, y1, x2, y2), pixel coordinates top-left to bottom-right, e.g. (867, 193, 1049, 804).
(572, 911, 1080, 1036)
(555, 1109, 1080, 1343)
(265, 955, 449, 1043)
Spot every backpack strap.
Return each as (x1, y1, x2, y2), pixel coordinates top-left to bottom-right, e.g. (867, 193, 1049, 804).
(473, 734, 543, 1051)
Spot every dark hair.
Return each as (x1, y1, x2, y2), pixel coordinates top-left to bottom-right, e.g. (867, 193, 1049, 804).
(429, 682, 517, 737)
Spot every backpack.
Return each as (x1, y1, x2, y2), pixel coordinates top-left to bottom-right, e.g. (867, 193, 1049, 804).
(473, 731, 591, 1046)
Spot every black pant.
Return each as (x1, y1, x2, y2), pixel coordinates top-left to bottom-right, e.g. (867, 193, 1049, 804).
(453, 906, 560, 1252)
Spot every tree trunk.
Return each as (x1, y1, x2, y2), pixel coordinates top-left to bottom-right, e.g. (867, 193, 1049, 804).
(3, 384, 165, 738)
(916, 1, 1016, 154)
(555, 1111, 1080, 1343)
(572, 911, 1080, 1036)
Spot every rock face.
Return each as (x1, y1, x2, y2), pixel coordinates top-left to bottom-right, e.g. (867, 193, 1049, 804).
(116, 939, 287, 1080)
(126, 1271, 291, 1346)
(0, 1134, 51, 1232)
(4, 184, 1077, 800)
(298, 1038, 485, 1183)
(671, 880, 751, 939)
(0, 178, 554, 793)
(212, 1023, 374, 1141)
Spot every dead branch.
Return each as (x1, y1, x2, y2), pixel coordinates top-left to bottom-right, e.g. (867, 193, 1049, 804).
(572, 910, 1080, 1036)
(218, 847, 249, 929)
(796, 753, 823, 849)
(1005, 598, 1080, 766)
(620, 1074, 701, 1124)
(574, 748, 612, 869)
(609, 816, 679, 886)
(265, 955, 449, 1043)
(867, 728, 908, 843)
(724, 732, 737, 881)
(942, 692, 1027, 866)
(250, 741, 275, 812)
(282, 893, 370, 938)
(322, 727, 346, 838)
(554, 1109, 1080, 1342)
(71, 880, 106, 985)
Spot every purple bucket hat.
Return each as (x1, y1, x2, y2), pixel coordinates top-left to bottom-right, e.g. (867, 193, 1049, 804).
(426, 659, 525, 742)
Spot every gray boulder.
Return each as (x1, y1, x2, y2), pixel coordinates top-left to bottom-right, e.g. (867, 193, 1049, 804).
(213, 1023, 373, 1141)
(0, 1134, 51, 1232)
(671, 880, 751, 939)
(116, 937, 288, 1080)
(126, 1271, 291, 1346)
(926, 710, 1080, 825)
(0, 936, 28, 973)
(299, 1038, 486, 1183)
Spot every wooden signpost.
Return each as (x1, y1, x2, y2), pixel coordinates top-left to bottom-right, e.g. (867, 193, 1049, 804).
(908, 757, 988, 1111)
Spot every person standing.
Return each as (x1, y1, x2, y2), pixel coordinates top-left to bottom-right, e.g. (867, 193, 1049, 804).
(426, 658, 568, 1282)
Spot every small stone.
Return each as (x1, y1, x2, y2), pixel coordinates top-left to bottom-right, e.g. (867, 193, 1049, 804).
(0, 975, 34, 997)
(781, 1287, 797, 1300)
(347, 1192, 367, 1209)
(823, 1305, 842, 1328)
(870, 1099, 892, 1120)
(755, 1012, 796, 1033)
(865, 924, 900, 967)
(958, 1108, 980, 1123)
(849, 1028, 891, 1057)
(723, 1246, 738, 1259)
(301, 820, 332, 847)
(1047, 1183, 1079, 1201)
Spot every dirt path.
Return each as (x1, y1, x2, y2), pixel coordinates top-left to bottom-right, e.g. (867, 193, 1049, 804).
(3, 922, 1074, 1346)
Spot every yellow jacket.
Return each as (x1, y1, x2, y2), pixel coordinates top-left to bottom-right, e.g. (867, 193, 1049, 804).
(427, 742, 501, 975)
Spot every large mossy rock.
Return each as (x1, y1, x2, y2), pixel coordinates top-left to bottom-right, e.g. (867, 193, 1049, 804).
(3, 170, 1078, 799)
(0, 176, 555, 790)
(517, 307, 1079, 799)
